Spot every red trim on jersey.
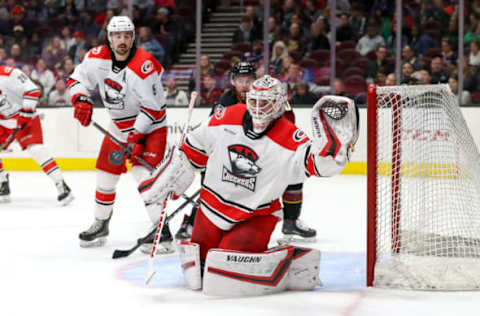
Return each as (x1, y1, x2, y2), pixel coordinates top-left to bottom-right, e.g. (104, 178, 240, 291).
(127, 47, 163, 79)
(181, 261, 195, 271)
(0, 66, 14, 76)
(95, 190, 116, 203)
(201, 187, 282, 222)
(87, 45, 111, 60)
(66, 78, 79, 89)
(71, 93, 87, 105)
(140, 106, 165, 121)
(207, 246, 294, 286)
(181, 141, 208, 168)
(113, 118, 136, 132)
(208, 104, 246, 127)
(23, 90, 40, 99)
(266, 118, 310, 151)
(305, 153, 319, 177)
(41, 160, 58, 174)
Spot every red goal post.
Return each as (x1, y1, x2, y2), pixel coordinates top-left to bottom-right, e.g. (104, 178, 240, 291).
(367, 84, 480, 290)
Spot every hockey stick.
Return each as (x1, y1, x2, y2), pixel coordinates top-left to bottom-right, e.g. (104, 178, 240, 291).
(145, 91, 197, 285)
(111, 188, 200, 259)
(0, 113, 45, 151)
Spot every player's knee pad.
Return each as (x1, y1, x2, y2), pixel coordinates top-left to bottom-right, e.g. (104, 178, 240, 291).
(96, 170, 120, 190)
(202, 245, 321, 297)
(177, 241, 202, 290)
(26, 144, 49, 163)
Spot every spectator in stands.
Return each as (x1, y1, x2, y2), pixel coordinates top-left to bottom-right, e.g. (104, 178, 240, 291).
(421, 0, 449, 26)
(307, 20, 330, 52)
(244, 39, 263, 64)
(29, 32, 43, 58)
(448, 76, 472, 105)
(60, 26, 76, 53)
(152, 6, 179, 66)
(21, 64, 32, 78)
(400, 62, 417, 84)
(245, 5, 262, 40)
(31, 58, 56, 99)
(63, 56, 75, 77)
(385, 73, 396, 85)
(188, 54, 214, 92)
(366, 45, 392, 84)
(291, 81, 317, 106)
(333, 78, 353, 99)
(267, 16, 282, 46)
(78, 12, 101, 38)
(285, 22, 307, 56)
(201, 72, 222, 105)
(304, 0, 324, 25)
(137, 26, 165, 64)
(469, 40, 480, 66)
(410, 24, 437, 57)
(9, 43, 25, 67)
(441, 38, 457, 67)
(271, 41, 289, 76)
(456, 59, 477, 92)
(57, 0, 78, 25)
(350, 4, 367, 38)
(48, 78, 71, 106)
(375, 67, 387, 86)
(12, 24, 26, 46)
(10, 5, 28, 35)
(281, 0, 299, 29)
(430, 56, 450, 84)
(68, 32, 87, 65)
(402, 45, 426, 71)
(164, 75, 188, 107)
(336, 12, 355, 43)
(0, 48, 7, 65)
(356, 24, 385, 56)
(464, 20, 480, 46)
(412, 69, 432, 85)
(233, 16, 258, 44)
(42, 35, 67, 70)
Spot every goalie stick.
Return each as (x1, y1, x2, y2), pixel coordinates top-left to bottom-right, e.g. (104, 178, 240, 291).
(0, 113, 45, 151)
(145, 91, 197, 285)
(111, 188, 201, 259)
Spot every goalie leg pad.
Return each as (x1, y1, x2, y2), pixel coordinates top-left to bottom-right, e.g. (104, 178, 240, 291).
(139, 147, 195, 205)
(286, 247, 321, 290)
(177, 241, 202, 290)
(203, 246, 298, 297)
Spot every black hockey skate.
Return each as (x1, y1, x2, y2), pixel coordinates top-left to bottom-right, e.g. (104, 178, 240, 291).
(141, 222, 175, 255)
(0, 174, 10, 203)
(278, 219, 317, 244)
(56, 180, 74, 206)
(175, 215, 193, 240)
(79, 213, 112, 247)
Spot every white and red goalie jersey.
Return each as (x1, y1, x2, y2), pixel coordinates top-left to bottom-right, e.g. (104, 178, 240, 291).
(180, 104, 344, 231)
(0, 65, 40, 128)
(67, 45, 166, 141)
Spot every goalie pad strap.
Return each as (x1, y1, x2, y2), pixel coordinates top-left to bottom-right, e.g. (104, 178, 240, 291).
(202, 245, 320, 296)
(177, 241, 202, 290)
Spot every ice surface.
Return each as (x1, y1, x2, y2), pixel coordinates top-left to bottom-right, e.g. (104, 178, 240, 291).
(1, 172, 479, 316)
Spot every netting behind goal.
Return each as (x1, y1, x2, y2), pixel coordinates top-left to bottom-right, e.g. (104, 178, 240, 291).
(367, 84, 480, 290)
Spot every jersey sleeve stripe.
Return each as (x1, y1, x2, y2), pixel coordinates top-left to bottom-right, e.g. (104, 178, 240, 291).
(66, 78, 80, 89)
(140, 106, 166, 121)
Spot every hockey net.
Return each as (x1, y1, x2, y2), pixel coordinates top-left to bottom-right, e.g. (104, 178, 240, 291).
(367, 84, 480, 290)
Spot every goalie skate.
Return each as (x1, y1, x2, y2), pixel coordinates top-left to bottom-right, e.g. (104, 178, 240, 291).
(79, 212, 112, 248)
(140, 222, 175, 255)
(0, 174, 10, 203)
(278, 219, 317, 244)
(56, 180, 74, 206)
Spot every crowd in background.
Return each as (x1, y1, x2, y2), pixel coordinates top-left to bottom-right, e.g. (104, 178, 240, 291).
(0, 0, 480, 107)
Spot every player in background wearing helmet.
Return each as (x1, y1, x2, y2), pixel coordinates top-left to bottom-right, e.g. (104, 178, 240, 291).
(138, 75, 359, 295)
(0, 66, 73, 205)
(176, 61, 317, 243)
(68, 16, 172, 252)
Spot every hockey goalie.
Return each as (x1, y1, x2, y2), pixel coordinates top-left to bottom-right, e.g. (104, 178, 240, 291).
(139, 75, 359, 296)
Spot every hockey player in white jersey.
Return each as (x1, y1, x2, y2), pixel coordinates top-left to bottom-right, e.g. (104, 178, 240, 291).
(139, 75, 359, 296)
(0, 65, 73, 205)
(67, 16, 172, 251)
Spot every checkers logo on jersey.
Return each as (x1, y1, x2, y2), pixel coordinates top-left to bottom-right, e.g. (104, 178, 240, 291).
(104, 78, 125, 109)
(141, 60, 154, 74)
(222, 144, 261, 192)
(293, 130, 307, 142)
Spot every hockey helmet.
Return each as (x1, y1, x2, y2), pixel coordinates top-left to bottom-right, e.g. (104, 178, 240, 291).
(232, 61, 255, 80)
(107, 16, 135, 44)
(246, 75, 286, 133)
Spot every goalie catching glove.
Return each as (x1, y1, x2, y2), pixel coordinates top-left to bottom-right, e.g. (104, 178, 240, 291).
(138, 145, 195, 205)
(310, 95, 359, 176)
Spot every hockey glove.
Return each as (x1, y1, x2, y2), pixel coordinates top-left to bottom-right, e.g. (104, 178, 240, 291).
(127, 131, 146, 164)
(72, 95, 93, 127)
(17, 108, 35, 129)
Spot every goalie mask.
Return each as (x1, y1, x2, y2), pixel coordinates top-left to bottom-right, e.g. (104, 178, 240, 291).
(107, 16, 135, 47)
(246, 75, 286, 133)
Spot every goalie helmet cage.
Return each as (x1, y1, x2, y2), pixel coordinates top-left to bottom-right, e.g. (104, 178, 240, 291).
(366, 84, 480, 290)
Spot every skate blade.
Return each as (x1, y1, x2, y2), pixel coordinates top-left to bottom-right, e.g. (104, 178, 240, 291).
(80, 237, 107, 248)
(0, 196, 11, 203)
(59, 194, 74, 206)
(277, 236, 317, 245)
(140, 242, 175, 255)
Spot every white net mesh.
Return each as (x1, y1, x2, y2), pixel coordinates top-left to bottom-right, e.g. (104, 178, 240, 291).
(373, 84, 480, 290)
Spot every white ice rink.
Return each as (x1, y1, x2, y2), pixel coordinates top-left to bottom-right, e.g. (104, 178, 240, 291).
(1, 171, 479, 316)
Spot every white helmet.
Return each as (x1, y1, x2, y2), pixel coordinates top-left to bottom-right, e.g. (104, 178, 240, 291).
(107, 16, 135, 43)
(246, 75, 286, 133)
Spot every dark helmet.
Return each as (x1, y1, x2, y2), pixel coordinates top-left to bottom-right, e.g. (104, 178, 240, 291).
(232, 61, 255, 79)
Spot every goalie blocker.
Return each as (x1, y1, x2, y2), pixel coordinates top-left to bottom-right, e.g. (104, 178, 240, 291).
(177, 241, 321, 296)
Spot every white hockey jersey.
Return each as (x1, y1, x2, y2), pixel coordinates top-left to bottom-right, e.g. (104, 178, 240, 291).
(0, 65, 40, 129)
(181, 104, 337, 230)
(68, 45, 166, 141)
